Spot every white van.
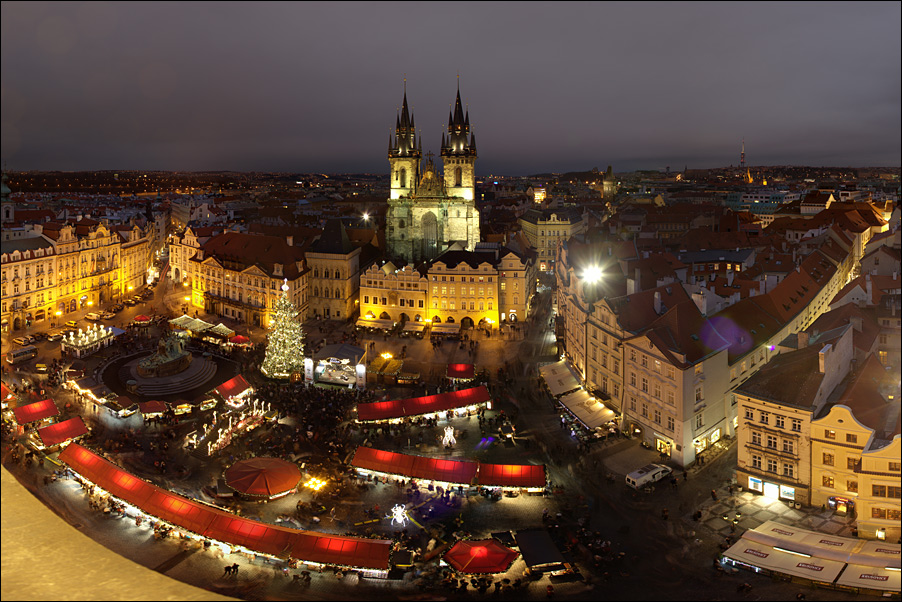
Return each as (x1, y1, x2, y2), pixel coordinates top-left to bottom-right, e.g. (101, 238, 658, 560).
(85, 312, 103, 321)
(625, 463, 673, 489)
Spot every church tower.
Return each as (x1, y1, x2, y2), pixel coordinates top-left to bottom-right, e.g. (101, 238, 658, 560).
(388, 86, 421, 200)
(441, 85, 477, 201)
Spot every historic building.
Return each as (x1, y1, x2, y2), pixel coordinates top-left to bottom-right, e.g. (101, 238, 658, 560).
(359, 84, 536, 331)
(519, 207, 586, 272)
(188, 232, 308, 328)
(306, 220, 379, 321)
(385, 87, 480, 264)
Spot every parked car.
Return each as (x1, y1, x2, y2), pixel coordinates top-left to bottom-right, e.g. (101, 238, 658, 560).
(109, 304, 123, 313)
(85, 312, 103, 321)
(123, 299, 137, 307)
(35, 364, 49, 373)
(31, 332, 47, 341)
(13, 337, 29, 346)
(46, 332, 64, 342)
(65, 320, 79, 328)
(101, 312, 116, 320)
(625, 464, 673, 489)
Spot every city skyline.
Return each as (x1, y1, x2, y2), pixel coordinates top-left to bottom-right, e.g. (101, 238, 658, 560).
(1, 2, 900, 174)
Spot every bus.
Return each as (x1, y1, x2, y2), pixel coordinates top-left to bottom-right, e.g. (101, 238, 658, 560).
(6, 345, 38, 365)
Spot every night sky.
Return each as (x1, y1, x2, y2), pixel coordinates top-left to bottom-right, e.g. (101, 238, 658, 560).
(2, 2, 900, 175)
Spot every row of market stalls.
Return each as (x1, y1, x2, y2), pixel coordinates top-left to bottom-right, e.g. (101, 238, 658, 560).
(59, 443, 393, 574)
(351, 446, 547, 492)
(539, 361, 618, 441)
(723, 520, 900, 596)
(355, 317, 479, 338)
(356, 386, 492, 422)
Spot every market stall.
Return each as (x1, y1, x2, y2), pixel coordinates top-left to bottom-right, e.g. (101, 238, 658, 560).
(304, 344, 366, 389)
(366, 354, 404, 385)
(401, 321, 426, 337)
(35, 416, 88, 449)
(1, 382, 14, 409)
(477, 462, 547, 492)
(60, 324, 121, 359)
(59, 443, 392, 573)
(447, 363, 475, 383)
(138, 400, 168, 418)
(224, 457, 301, 499)
(168, 315, 215, 338)
(204, 323, 236, 344)
(355, 317, 395, 331)
(214, 374, 254, 408)
(514, 528, 568, 573)
(558, 389, 617, 431)
(443, 539, 519, 574)
(12, 398, 59, 425)
(356, 385, 491, 423)
(431, 323, 460, 336)
(351, 446, 477, 486)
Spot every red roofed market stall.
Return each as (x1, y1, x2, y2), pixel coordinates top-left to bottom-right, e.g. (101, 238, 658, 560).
(356, 386, 490, 422)
(36, 416, 88, 448)
(12, 398, 59, 424)
(351, 447, 477, 485)
(444, 539, 519, 574)
(446, 363, 475, 382)
(351, 447, 546, 492)
(59, 444, 392, 572)
(224, 457, 301, 499)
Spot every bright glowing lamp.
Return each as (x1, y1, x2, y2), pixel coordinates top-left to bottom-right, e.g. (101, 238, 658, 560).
(583, 266, 603, 283)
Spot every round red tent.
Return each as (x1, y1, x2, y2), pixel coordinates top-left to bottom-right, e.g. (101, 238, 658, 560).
(224, 457, 301, 498)
(133, 315, 151, 322)
(229, 335, 250, 345)
(444, 539, 519, 574)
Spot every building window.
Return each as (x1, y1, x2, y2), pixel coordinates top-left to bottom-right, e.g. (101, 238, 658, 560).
(751, 431, 761, 446)
(845, 433, 857, 444)
(782, 464, 794, 478)
(630, 372, 636, 387)
(760, 411, 769, 425)
(695, 414, 703, 430)
(822, 452, 834, 466)
(767, 459, 777, 473)
(791, 419, 801, 433)
(641, 404, 648, 418)
(824, 429, 836, 440)
(783, 440, 794, 454)
(889, 461, 901, 472)
(666, 416, 674, 431)
(775, 415, 785, 429)
(752, 455, 762, 469)
(766, 435, 777, 450)
(641, 377, 648, 393)
(629, 397, 636, 412)
(695, 387, 703, 402)
(744, 407, 754, 420)
(823, 475, 834, 488)
(847, 480, 858, 493)
(847, 457, 859, 470)
(653, 409, 661, 424)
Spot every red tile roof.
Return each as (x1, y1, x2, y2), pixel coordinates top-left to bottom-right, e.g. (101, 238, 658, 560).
(837, 354, 899, 435)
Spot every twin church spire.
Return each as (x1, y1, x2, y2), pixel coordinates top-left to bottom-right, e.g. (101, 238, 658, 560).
(388, 82, 476, 161)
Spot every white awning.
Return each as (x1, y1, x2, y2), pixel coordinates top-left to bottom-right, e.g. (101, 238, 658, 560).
(431, 323, 461, 335)
(539, 361, 581, 397)
(835, 564, 901, 592)
(723, 539, 845, 583)
(356, 318, 395, 330)
(402, 322, 425, 332)
(559, 389, 615, 429)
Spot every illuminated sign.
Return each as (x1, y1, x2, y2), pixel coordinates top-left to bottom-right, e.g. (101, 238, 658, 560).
(796, 563, 824, 572)
(744, 549, 769, 558)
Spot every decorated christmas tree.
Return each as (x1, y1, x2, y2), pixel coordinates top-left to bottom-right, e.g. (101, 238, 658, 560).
(260, 280, 305, 379)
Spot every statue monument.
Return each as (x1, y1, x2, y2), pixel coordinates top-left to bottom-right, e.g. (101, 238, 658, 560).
(137, 332, 193, 377)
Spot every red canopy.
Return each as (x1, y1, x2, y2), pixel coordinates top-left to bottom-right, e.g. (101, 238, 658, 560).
(1, 382, 12, 401)
(215, 374, 251, 399)
(12, 398, 59, 424)
(224, 457, 301, 497)
(357, 385, 490, 422)
(229, 335, 250, 344)
(59, 444, 392, 569)
(447, 363, 475, 380)
(444, 539, 519, 574)
(138, 400, 167, 415)
(134, 315, 151, 322)
(478, 463, 546, 488)
(37, 416, 88, 447)
(351, 447, 477, 485)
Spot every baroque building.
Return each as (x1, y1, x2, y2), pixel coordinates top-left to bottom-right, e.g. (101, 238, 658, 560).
(386, 86, 480, 264)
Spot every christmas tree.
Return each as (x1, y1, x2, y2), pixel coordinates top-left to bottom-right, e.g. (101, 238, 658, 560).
(260, 280, 305, 379)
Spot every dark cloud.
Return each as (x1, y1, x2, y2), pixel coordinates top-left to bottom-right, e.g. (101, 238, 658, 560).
(2, 2, 899, 173)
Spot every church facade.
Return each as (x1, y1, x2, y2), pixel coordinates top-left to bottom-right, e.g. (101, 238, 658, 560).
(385, 87, 480, 264)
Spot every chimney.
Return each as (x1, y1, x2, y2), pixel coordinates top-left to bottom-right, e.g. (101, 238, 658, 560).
(818, 344, 831, 373)
(849, 315, 862, 332)
(759, 278, 765, 295)
(798, 331, 809, 349)
(274, 263, 283, 276)
(865, 275, 872, 302)
(727, 271, 734, 286)
(654, 291, 662, 315)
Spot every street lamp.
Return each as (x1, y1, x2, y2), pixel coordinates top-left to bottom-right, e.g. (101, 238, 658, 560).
(582, 265, 603, 284)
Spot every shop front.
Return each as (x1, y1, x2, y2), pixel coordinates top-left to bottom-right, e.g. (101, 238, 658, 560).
(827, 496, 855, 516)
(745, 475, 800, 504)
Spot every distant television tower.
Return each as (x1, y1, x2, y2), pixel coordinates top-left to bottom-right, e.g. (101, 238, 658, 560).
(740, 138, 746, 170)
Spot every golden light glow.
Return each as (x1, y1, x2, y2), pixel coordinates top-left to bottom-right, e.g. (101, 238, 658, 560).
(303, 477, 327, 491)
(380, 352, 393, 360)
